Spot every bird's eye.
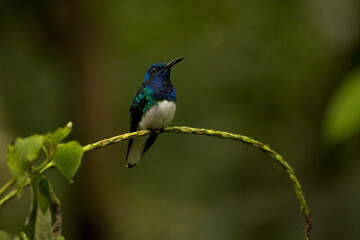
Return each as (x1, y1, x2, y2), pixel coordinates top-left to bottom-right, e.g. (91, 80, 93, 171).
(151, 67, 157, 73)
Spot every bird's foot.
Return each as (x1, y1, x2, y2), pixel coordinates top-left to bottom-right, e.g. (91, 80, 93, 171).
(156, 128, 165, 134)
(152, 128, 164, 134)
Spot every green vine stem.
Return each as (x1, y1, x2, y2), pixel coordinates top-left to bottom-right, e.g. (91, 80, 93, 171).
(0, 179, 15, 197)
(0, 126, 311, 239)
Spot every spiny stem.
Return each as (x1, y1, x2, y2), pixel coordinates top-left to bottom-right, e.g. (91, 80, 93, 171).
(164, 127, 312, 239)
(0, 126, 311, 239)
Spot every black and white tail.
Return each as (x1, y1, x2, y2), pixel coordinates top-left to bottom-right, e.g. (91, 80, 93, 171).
(126, 136, 148, 168)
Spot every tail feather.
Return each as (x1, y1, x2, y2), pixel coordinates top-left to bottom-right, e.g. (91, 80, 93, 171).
(126, 136, 148, 168)
(143, 133, 158, 155)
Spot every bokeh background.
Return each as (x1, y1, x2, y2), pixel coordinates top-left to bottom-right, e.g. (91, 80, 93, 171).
(1, 0, 360, 239)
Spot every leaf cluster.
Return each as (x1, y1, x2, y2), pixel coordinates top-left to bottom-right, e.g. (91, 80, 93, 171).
(2, 122, 83, 240)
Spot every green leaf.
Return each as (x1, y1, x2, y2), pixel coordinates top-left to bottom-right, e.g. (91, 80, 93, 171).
(0, 230, 20, 240)
(324, 68, 360, 143)
(7, 135, 44, 193)
(50, 122, 73, 147)
(42, 122, 73, 158)
(53, 141, 83, 182)
(20, 232, 29, 240)
(23, 173, 62, 240)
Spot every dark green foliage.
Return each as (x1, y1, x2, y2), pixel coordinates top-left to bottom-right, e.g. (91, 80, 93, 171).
(23, 173, 62, 240)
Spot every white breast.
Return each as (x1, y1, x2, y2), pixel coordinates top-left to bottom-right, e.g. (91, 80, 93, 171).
(139, 100, 176, 130)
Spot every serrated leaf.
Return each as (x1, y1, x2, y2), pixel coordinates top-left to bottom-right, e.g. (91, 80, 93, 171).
(324, 68, 360, 143)
(7, 135, 44, 193)
(23, 173, 62, 240)
(53, 141, 83, 182)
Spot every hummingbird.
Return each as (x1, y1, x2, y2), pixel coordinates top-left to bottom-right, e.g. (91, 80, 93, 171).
(126, 57, 183, 168)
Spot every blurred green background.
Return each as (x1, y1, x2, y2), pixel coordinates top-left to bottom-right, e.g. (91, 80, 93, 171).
(1, 0, 360, 239)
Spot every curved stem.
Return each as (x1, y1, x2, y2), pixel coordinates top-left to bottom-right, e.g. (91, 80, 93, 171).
(0, 157, 51, 199)
(0, 179, 15, 197)
(0, 188, 17, 206)
(0, 126, 311, 239)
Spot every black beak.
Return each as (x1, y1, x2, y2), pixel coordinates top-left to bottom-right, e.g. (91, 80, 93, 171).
(164, 57, 184, 69)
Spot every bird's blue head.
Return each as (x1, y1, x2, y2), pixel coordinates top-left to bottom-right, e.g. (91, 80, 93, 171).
(144, 57, 183, 81)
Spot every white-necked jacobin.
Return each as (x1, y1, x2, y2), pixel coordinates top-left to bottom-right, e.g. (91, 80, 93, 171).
(126, 57, 183, 168)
